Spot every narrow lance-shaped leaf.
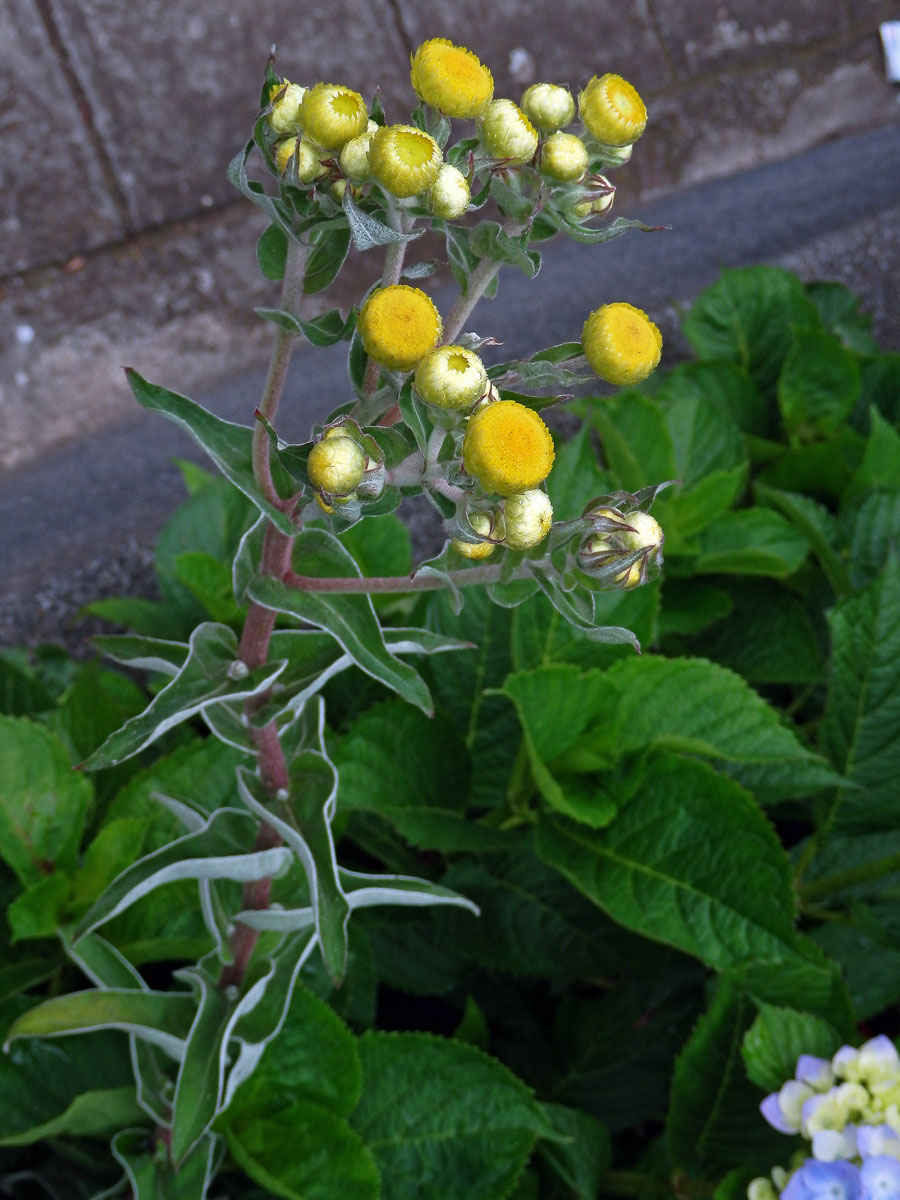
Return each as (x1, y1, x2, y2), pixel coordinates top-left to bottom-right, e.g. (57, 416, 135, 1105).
(169, 962, 229, 1164)
(72, 808, 294, 941)
(126, 369, 295, 534)
(92, 634, 189, 677)
(248, 528, 432, 714)
(111, 1128, 224, 1200)
(82, 622, 288, 769)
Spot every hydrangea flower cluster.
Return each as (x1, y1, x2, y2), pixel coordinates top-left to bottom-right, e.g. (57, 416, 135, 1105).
(750, 1037, 900, 1200)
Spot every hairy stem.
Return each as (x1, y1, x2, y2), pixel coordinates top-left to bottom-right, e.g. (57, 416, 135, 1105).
(441, 255, 502, 345)
(285, 560, 534, 594)
(251, 237, 307, 505)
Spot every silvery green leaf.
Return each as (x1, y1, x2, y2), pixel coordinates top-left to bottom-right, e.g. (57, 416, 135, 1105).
(110, 1127, 224, 1200)
(338, 868, 479, 915)
(92, 634, 188, 677)
(342, 189, 422, 250)
(4, 988, 194, 1062)
(82, 623, 288, 769)
(126, 370, 296, 536)
(232, 513, 266, 603)
(72, 808, 293, 941)
(170, 962, 229, 1163)
(202, 701, 256, 755)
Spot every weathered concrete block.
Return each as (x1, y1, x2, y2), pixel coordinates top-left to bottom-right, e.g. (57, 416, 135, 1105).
(395, 0, 672, 98)
(45, 0, 411, 228)
(629, 34, 897, 196)
(0, 0, 124, 274)
(651, 0, 848, 75)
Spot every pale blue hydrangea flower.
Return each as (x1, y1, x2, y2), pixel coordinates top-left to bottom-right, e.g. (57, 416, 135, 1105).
(860, 1155, 900, 1199)
(814, 1127, 859, 1162)
(762, 1081, 816, 1133)
(781, 1159, 861, 1200)
(859, 1129, 900, 1162)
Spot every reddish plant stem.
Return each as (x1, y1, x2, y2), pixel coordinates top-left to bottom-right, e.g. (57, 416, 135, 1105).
(284, 561, 523, 594)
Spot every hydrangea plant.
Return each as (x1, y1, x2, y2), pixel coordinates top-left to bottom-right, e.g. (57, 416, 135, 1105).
(1, 35, 670, 1193)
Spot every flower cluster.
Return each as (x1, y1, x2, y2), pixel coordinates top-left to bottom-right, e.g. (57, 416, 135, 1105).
(751, 1037, 900, 1200)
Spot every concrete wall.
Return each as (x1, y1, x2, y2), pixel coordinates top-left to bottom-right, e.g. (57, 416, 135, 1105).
(1, 0, 897, 469)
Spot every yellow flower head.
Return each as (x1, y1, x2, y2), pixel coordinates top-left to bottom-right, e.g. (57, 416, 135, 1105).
(579, 74, 647, 148)
(307, 432, 367, 496)
(410, 38, 494, 118)
(540, 132, 589, 182)
(430, 162, 470, 219)
(358, 285, 443, 372)
(582, 302, 662, 386)
(415, 345, 488, 410)
(300, 83, 368, 151)
(478, 99, 538, 164)
(520, 83, 575, 132)
(463, 400, 555, 495)
(451, 511, 497, 559)
(367, 124, 443, 198)
(503, 489, 554, 550)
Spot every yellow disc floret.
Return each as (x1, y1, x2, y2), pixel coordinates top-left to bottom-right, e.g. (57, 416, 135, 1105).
(582, 302, 662, 386)
(415, 345, 488, 410)
(430, 163, 470, 219)
(579, 74, 647, 148)
(367, 124, 443, 198)
(478, 99, 538, 163)
(463, 400, 555, 496)
(307, 434, 367, 496)
(503, 490, 554, 550)
(358, 285, 443, 372)
(410, 38, 494, 118)
(540, 132, 589, 182)
(300, 83, 368, 151)
(520, 83, 575, 132)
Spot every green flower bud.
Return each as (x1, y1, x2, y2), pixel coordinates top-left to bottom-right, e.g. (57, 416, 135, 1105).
(339, 131, 374, 181)
(307, 433, 367, 496)
(268, 81, 307, 135)
(478, 99, 538, 164)
(430, 163, 470, 219)
(520, 83, 575, 132)
(300, 82, 368, 151)
(540, 131, 589, 182)
(451, 510, 498, 559)
(503, 489, 553, 550)
(415, 345, 488, 411)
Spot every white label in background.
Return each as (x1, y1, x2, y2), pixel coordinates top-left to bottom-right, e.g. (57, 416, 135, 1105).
(880, 22, 900, 84)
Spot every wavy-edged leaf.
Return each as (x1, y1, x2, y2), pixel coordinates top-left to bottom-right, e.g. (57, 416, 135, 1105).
(72, 808, 292, 941)
(352, 1031, 550, 1200)
(249, 529, 432, 713)
(92, 634, 189, 677)
(4, 989, 194, 1061)
(82, 623, 287, 769)
(342, 189, 421, 249)
(126, 370, 295, 534)
(111, 1128, 223, 1200)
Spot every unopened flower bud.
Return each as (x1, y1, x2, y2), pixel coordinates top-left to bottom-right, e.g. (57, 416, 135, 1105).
(227, 659, 250, 680)
(619, 510, 664, 554)
(503, 489, 553, 550)
(339, 131, 374, 181)
(579, 73, 647, 148)
(275, 137, 299, 176)
(520, 83, 575, 132)
(747, 1179, 778, 1200)
(268, 81, 307, 134)
(582, 302, 662, 387)
(300, 82, 368, 151)
(594, 142, 633, 168)
(478, 99, 538, 164)
(540, 132, 589, 182)
(307, 434, 366, 497)
(451, 511, 498, 559)
(430, 163, 470, 219)
(368, 124, 443, 198)
(415, 345, 488, 410)
(329, 178, 348, 203)
(590, 175, 616, 216)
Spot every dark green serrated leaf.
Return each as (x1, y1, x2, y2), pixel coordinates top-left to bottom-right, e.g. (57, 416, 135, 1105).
(537, 1103, 611, 1200)
(692, 508, 809, 577)
(741, 1004, 840, 1092)
(778, 328, 860, 439)
(352, 1031, 549, 1200)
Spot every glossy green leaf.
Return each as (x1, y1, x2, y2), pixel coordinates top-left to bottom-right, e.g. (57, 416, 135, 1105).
(352, 1032, 549, 1200)
(778, 328, 860, 438)
(536, 1102, 611, 1200)
(536, 753, 831, 990)
(692, 508, 809, 576)
(0, 716, 93, 887)
(741, 1004, 840, 1091)
(821, 557, 900, 832)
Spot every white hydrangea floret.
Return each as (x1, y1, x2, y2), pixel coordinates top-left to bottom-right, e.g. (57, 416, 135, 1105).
(797, 1056, 836, 1093)
(858, 1037, 900, 1086)
(858, 1124, 900, 1160)
(812, 1125, 858, 1162)
(761, 1081, 815, 1134)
